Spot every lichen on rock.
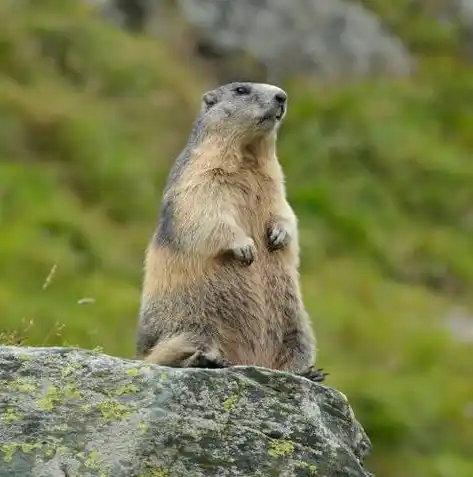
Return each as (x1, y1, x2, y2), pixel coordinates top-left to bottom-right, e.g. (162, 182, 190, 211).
(0, 346, 373, 476)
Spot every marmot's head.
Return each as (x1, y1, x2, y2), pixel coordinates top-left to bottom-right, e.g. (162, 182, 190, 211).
(199, 82, 287, 141)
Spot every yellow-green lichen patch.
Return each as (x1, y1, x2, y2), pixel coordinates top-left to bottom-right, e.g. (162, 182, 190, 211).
(56, 446, 69, 455)
(2, 408, 23, 423)
(98, 398, 131, 421)
(159, 372, 169, 380)
(84, 449, 102, 470)
(20, 443, 42, 454)
(126, 368, 140, 376)
(9, 377, 37, 393)
(75, 450, 107, 476)
(140, 468, 169, 477)
(268, 438, 295, 458)
(60, 362, 81, 378)
(138, 421, 148, 435)
(295, 461, 317, 475)
(1, 443, 18, 462)
(1, 442, 42, 462)
(37, 384, 81, 411)
(51, 423, 69, 432)
(37, 385, 60, 410)
(113, 384, 140, 396)
(223, 394, 239, 411)
(44, 446, 54, 457)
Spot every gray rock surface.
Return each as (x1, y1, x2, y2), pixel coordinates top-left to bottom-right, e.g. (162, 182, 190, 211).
(0, 346, 373, 477)
(177, 0, 413, 81)
(83, 0, 413, 82)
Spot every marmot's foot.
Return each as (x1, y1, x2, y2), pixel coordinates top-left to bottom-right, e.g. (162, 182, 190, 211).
(229, 239, 256, 266)
(184, 350, 233, 369)
(267, 223, 291, 251)
(299, 366, 328, 383)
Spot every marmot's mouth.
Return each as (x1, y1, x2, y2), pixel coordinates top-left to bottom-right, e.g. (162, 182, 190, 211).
(275, 105, 285, 120)
(259, 106, 285, 124)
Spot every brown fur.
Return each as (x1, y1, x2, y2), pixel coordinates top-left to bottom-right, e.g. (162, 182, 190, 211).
(135, 82, 321, 379)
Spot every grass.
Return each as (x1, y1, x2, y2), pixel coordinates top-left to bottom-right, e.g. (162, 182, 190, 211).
(1, 1, 473, 476)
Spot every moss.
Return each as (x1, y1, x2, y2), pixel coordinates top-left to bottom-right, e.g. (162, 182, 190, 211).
(268, 438, 295, 458)
(98, 398, 131, 421)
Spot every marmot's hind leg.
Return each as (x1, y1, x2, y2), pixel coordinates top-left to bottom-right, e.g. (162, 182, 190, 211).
(274, 309, 328, 382)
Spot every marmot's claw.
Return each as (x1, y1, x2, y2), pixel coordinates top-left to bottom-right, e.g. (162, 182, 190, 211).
(267, 223, 290, 251)
(231, 242, 256, 266)
(299, 366, 328, 383)
(210, 357, 233, 368)
(187, 350, 233, 369)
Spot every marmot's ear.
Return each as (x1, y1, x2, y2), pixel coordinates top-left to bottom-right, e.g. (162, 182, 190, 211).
(202, 91, 218, 109)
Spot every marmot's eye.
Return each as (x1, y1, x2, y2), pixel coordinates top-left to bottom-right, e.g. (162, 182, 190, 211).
(234, 86, 250, 95)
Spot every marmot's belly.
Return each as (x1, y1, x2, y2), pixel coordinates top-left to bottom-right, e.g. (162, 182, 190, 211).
(148, 245, 302, 364)
(154, 260, 298, 366)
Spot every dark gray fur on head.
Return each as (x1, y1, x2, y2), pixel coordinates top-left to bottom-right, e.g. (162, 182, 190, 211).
(188, 81, 288, 145)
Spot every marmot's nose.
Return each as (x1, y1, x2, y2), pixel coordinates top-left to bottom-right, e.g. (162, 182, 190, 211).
(274, 92, 287, 104)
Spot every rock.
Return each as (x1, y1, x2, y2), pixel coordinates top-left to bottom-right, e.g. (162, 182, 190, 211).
(177, 0, 413, 82)
(0, 346, 373, 477)
(80, 0, 412, 83)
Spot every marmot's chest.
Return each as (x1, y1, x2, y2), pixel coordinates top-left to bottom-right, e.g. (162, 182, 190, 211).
(230, 171, 278, 210)
(233, 183, 275, 236)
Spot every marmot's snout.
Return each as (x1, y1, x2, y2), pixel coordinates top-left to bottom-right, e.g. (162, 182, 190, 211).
(274, 91, 287, 105)
(260, 91, 287, 124)
(273, 91, 287, 120)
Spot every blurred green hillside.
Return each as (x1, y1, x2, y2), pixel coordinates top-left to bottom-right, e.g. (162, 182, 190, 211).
(1, 1, 473, 476)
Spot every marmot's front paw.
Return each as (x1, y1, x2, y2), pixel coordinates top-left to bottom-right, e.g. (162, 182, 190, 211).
(299, 366, 328, 383)
(185, 350, 233, 369)
(230, 239, 256, 266)
(267, 223, 291, 251)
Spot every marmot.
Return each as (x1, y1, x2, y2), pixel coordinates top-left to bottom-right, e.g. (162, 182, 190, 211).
(135, 81, 326, 382)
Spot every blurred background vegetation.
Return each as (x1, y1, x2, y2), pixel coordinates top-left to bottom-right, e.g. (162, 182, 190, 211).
(1, 1, 473, 476)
